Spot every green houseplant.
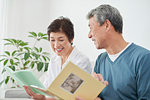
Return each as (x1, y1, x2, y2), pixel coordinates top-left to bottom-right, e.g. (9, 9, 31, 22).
(0, 32, 50, 87)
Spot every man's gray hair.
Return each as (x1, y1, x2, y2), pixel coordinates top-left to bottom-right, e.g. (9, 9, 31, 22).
(87, 4, 123, 33)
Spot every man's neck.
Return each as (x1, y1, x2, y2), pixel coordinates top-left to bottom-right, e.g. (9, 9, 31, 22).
(106, 36, 128, 55)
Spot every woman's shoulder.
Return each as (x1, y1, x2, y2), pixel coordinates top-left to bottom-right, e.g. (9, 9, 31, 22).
(71, 47, 90, 61)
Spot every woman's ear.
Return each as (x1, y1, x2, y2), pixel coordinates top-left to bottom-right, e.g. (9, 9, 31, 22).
(71, 39, 74, 45)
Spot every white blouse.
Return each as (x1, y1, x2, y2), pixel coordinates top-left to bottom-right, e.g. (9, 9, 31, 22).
(43, 47, 92, 88)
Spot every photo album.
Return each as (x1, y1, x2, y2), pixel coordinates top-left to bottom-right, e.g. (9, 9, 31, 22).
(5, 61, 106, 100)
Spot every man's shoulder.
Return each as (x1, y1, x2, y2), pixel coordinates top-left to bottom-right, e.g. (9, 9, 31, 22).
(131, 43, 150, 55)
(97, 52, 108, 60)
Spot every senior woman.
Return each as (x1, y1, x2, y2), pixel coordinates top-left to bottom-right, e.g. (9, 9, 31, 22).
(24, 17, 92, 100)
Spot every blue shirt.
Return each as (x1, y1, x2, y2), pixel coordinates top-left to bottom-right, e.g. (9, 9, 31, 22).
(94, 43, 150, 100)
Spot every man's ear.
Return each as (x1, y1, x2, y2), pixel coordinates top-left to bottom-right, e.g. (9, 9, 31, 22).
(105, 19, 111, 32)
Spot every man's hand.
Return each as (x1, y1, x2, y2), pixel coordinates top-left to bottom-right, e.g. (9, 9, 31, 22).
(76, 96, 102, 100)
(92, 72, 108, 86)
(75, 72, 108, 100)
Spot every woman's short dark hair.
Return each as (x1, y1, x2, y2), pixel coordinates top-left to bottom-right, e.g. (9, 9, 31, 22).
(47, 16, 74, 43)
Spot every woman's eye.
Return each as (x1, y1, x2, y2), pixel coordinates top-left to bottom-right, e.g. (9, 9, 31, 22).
(50, 40, 55, 42)
(60, 40, 64, 42)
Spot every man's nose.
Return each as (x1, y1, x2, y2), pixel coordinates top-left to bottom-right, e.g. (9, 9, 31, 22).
(88, 32, 92, 38)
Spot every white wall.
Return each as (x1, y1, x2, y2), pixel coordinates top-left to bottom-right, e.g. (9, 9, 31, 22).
(2, 0, 150, 64)
(0, 0, 9, 97)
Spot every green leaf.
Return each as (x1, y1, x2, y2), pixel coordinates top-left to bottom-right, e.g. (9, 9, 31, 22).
(28, 35, 34, 38)
(19, 42, 28, 46)
(37, 62, 43, 71)
(0, 55, 7, 57)
(10, 59, 14, 65)
(19, 47, 23, 51)
(23, 67, 29, 70)
(14, 57, 19, 61)
(17, 52, 24, 56)
(42, 56, 46, 61)
(0, 80, 5, 87)
(4, 59, 8, 66)
(4, 43, 12, 45)
(14, 62, 19, 66)
(24, 47, 31, 52)
(24, 60, 30, 66)
(34, 47, 39, 52)
(11, 77, 15, 83)
(29, 32, 37, 37)
(2, 68, 6, 74)
(42, 34, 48, 36)
(39, 47, 42, 52)
(0, 58, 5, 62)
(37, 38, 40, 41)
(11, 66, 15, 71)
(46, 56, 50, 61)
(42, 37, 48, 40)
(24, 53, 30, 60)
(32, 52, 39, 60)
(12, 51, 17, 56)
(42, 52, 50, 55)
(12, 39, 17, 44)
(30, 61, 35, 69)
(3, 39, 14, 44)
(44, 63, 49, 72)
(5, 76, 10, 84)
(38, 32, 43, 37)
(5, 51, 10, 56)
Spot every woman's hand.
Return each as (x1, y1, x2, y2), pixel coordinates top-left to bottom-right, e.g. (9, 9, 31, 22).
(23, 85, 56, 100)
(23, 85, 46, 100)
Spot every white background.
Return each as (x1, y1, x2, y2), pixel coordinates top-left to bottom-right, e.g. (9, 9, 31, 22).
(0, 0, 150, 96)
(1, 0, 150, 62)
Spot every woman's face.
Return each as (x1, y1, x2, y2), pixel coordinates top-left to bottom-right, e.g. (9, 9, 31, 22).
(50, 32, 73, 57)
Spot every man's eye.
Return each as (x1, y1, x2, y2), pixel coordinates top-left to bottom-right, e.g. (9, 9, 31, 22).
(60, 40, 64, 42)
(51, 40, 55, 42)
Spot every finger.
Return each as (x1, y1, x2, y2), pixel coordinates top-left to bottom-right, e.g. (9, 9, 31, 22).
(104, 81, 109, 86)
(92, 73, 109, 86)
(27, 88, 36, 96)
(92, 72, 99, 80)
(23, 86, 31, 95)
(92, 72, 104, 82)
(97, 74, 104, 82)
(23, 86, 36, 96)
(94, 97, 102, 100)
(75, 96, 84, 100)
(48, 98, 56, 100)
(32, 94, 45, 100)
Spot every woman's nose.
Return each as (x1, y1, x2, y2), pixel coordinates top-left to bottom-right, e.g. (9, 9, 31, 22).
(54, 41, 60, 48)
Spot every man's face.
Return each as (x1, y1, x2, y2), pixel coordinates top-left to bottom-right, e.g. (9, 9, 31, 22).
(88, 16, 106, 49)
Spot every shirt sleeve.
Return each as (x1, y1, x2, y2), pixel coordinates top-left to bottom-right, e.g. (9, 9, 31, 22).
(75, 57, 92, 75)
(43, 62, 54, 88)
(43, 70, 50, 88)
(136, 53, 150, 99)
